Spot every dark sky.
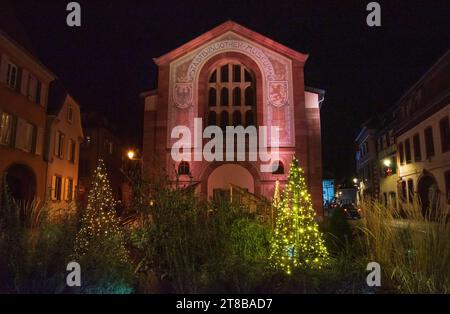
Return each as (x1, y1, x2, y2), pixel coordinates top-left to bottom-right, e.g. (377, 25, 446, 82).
(8, 0, 450, 181)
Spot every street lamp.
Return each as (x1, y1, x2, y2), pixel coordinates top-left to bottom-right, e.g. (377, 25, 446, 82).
(353, 178, 358, 184)
(383, 158, 391, 167)
(127, 150, 135, 160)
(125, 149, 143, 176)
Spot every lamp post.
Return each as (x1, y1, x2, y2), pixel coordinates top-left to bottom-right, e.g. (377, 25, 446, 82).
(127, 149, 143, 175)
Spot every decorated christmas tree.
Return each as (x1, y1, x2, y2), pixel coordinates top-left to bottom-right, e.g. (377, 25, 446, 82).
(269, 157, 328, 274)
(74, 159, 128, 263)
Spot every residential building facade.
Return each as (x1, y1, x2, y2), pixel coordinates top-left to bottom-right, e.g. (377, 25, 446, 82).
(355, 121, 378, 204)
(376, 109, 398, 209)
(78, 112, 127, 212)
(395, 50, 450, 215)
(45, 81, 83, 214)
(0, 29, 55, 205)
(355, 49, 450, 215)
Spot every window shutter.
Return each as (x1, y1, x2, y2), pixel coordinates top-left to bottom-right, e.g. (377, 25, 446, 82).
(72, 184, 76, 202)
(10, 115, 17, 148)
(35, 127, 44, 155)
(61, 133, 65, 158)
(36, 80, 44, 105)
(31, 125, 37, 153)
(63, 178, 68, 201)
(54, 132, 59, 156)
(51, 176, 56, 200)
(15, 67, 22, 92)
(0, 54, 8, 83)
(20, 68, 28, 95)
(15, 118, 26, 150)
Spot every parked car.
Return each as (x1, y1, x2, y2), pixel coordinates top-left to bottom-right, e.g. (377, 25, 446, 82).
(341, 204, 361, 220)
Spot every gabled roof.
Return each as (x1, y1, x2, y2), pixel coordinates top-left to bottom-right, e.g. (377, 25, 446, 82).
(154, 20, 308, 65)
(47, 80, 68, 116)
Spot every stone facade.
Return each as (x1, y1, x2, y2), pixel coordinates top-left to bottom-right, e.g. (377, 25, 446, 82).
(142, 21, 324, 214)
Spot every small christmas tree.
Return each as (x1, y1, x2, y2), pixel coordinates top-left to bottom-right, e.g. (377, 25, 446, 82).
(74, 159, 128, 263)
(269, 157, 328, 274)
(271, 179, 281, 229)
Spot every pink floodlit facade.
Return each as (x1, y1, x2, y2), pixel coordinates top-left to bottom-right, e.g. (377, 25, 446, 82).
(142, 21, 324, 214)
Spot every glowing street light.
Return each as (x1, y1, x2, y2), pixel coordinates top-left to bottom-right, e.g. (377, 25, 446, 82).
(353, 178, 358, 184)
(127, 150, 135, 160)
(383, 158, 392, 167)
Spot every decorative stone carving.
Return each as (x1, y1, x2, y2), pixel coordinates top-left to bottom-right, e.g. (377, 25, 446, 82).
(173, 83, 193, 109)
(268, 81, 289, 107)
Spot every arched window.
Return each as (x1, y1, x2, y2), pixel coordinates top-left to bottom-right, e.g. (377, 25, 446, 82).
(220, 111, 229, 130)
(208, 88, 216, 106)
(178, 161, 190, 175)
(208, 111, 216, 126)
(220, 88, 228, 106)
(245, 110, 254, 127)
(232, 87, 241, 106)
(232, 111, 241, 127)
(272, 161, 284, 175)
(245, 87, 254, 106)
(207, 62, 256, 128)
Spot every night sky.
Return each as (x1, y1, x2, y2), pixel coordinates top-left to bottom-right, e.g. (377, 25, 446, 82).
(8, 0, 450, 181)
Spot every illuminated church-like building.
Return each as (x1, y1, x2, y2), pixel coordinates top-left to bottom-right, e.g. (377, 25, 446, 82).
(142, 21, 324, 214)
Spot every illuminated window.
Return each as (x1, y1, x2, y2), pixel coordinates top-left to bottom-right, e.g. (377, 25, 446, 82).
(0, 112, 14, 146)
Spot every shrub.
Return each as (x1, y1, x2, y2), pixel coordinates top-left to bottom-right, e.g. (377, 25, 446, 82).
(326, 208, 353, 253)
(359, 200, 450, 293)
(0, 179, 78, 293)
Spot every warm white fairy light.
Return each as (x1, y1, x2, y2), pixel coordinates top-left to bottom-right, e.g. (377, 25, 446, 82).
(74, 159, 129, 263)
(269, 157, 329, 274)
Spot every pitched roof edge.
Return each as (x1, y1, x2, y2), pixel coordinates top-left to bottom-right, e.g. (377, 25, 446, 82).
(154, 20, 308, 66)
